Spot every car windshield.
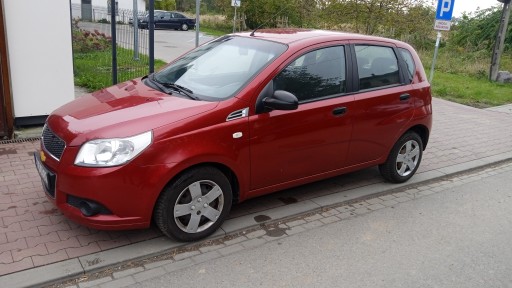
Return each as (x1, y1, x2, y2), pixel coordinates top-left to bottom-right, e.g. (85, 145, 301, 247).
(153, 36, 287, 101)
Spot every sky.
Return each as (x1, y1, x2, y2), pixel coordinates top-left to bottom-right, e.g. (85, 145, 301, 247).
(452, 0, 502, 17)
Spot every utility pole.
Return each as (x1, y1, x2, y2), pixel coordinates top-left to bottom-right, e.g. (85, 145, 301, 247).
(490, 0, 511, 82)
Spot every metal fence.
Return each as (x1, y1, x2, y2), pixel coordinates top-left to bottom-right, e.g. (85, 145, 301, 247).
(71, 3, 151, 90)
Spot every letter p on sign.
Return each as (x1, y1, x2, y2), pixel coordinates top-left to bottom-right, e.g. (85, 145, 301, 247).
(436, 0, 454, 21)
(440, 0, 451, 16)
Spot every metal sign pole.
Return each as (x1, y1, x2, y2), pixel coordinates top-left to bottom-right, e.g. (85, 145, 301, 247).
(430, 0, 455, 83)
(233, 6, 237, 33)
(429, 31, 442, 83)
(231, 0, 240, 33)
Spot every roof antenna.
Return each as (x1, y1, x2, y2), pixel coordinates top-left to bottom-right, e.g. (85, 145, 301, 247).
(250, 6, 288, 37)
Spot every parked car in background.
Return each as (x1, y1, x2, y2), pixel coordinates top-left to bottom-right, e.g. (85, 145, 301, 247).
(35, 29, 432, 242)
(139, 10, 195, 31)
(129, 10, 165, 25)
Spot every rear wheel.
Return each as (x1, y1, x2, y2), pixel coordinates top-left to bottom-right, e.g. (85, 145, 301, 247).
(154, 167, 232, 242)
(181, 23, 189, 31)
(379, 131, 423, 183)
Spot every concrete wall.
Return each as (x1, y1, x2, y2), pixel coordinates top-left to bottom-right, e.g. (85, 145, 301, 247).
(3, 0, 75, 120)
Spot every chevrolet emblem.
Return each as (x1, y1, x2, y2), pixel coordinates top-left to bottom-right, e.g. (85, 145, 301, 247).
(40, 150, 46, 162)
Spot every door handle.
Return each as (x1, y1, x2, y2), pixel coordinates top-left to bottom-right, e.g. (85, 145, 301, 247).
(332, 107, 347, 116)
(400, 94, 410, 101)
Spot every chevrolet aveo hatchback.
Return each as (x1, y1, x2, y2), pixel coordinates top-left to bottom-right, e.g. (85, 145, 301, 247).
(35, 29, 432, 241)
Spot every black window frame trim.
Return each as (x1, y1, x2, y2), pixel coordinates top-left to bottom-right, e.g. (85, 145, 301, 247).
(265, 44, 352, 108)
(348, 43, 412, 93)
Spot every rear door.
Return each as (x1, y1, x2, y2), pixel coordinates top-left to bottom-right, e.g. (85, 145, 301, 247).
(171, 13, 186, 29)
(345, 43, 415, 166)
(249, 45, 355, 190)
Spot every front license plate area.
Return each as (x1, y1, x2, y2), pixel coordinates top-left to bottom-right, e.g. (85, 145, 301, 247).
(34, 152, 56, 198)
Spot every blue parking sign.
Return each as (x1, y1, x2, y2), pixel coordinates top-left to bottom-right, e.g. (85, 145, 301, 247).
(436, 0, 455, 21)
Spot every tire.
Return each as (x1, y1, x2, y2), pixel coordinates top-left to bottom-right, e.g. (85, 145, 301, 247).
(379, 131, 423, 183)
(181, 23, 189, 31)
(154, 167, 232, 242)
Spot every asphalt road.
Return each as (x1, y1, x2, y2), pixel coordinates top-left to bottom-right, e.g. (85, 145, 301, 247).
(129, 162, 512, 288)
(77, 22, 215, 62)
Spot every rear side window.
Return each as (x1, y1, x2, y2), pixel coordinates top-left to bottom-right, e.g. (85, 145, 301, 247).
(274, 46, 346, 102)
(355, 45, 399, 90)
(399, 48, 415, 83)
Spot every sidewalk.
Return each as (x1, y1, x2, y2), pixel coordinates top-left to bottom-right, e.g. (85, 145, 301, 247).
(1, 98, 512, 286)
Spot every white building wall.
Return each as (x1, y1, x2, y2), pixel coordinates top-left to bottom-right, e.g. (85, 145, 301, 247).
(3, 0, 75, 119)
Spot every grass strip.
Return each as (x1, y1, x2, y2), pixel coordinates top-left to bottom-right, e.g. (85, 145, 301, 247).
(74, 46, 167, 91)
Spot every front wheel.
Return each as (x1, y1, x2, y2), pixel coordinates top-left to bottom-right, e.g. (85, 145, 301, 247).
(181, 23, 189, 31)
(379, 131, 423, 183)
(154, 167, 232, 242)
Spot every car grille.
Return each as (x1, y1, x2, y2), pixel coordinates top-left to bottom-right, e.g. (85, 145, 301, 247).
(42, 125, 66, 161)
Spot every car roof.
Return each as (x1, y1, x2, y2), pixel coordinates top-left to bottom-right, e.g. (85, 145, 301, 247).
(235, 28, 408, 47)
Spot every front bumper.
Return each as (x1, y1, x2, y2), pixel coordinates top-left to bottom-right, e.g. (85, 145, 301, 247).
(34, 148, 172, 230)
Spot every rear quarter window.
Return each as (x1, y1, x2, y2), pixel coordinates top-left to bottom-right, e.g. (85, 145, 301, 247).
(399, 48, 415, 84)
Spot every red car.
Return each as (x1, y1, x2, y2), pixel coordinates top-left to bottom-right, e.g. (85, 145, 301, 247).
(35, 29, 432, 241)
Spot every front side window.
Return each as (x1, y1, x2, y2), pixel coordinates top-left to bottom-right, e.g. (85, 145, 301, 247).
(355, 45, 400, 90)
(154, 36, 287, 101)
(274, 46, 346, 102)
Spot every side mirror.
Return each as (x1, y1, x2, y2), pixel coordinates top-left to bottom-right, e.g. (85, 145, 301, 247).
(263, 90, 298, 111)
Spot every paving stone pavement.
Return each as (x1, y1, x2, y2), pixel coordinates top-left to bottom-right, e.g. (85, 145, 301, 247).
(1, 97, 512, 283)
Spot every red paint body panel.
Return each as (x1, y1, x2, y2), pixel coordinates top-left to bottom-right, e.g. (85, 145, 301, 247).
(249, 96, 354, 190)
(37, 29, 432, 230)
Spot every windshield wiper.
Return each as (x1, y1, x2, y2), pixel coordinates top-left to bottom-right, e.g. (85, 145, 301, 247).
(159, 82, 198, 100)
(148, 73, 198, 100)
(147, 73, 174, 95)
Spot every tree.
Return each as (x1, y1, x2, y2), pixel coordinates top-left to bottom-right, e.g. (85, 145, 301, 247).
(143, 0, 181, 11)
(316, 0, 435, 47)
(451, 6, 511, 52)
(156, 0, 177, 11)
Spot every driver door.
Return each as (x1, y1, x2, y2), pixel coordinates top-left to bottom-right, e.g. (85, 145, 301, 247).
(249, 45, 354, 191)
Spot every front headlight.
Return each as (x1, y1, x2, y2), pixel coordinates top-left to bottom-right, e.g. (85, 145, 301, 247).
(74, 131, 152, 167)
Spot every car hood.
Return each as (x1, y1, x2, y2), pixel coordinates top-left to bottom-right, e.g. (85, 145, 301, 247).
(47, 79, 218, 146)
